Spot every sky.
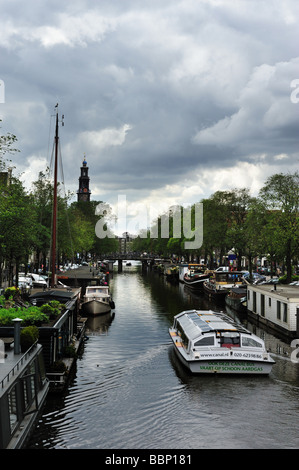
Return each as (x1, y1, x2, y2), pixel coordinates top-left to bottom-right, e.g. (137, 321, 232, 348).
(0, 0, 298, 234)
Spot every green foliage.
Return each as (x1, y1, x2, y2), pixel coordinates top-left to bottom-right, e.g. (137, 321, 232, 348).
(40, 302, 62, 319)
(4, 286, 20, 299)
(63, 344, 77, 358)
(279, 274, 299, 284)
(20, 325, 39, 350)
(0, 306, 50, 326)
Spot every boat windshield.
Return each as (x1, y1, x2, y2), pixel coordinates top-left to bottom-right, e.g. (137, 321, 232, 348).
(87, 287, 107, 294)
(220, 332, 240, 348)
(215, 272, 243, 282)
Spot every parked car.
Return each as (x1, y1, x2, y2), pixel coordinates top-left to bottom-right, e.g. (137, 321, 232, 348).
(243, 272, 266, 284)
(17, 276, 33, 289)
(30, 273, 47, 288)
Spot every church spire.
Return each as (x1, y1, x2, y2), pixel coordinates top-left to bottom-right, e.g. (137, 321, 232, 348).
(77, 155, 91, 201)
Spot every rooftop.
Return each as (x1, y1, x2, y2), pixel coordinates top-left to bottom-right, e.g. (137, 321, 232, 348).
(248, 283, 299, 300)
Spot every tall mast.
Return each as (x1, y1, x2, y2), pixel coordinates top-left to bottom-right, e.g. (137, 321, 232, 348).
(51, 106, 59, 288)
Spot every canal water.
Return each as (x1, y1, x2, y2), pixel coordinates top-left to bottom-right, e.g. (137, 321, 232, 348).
(28, 262, 299, 449)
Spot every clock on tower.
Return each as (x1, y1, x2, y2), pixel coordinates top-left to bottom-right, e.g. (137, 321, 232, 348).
(77, 157, 91, 202)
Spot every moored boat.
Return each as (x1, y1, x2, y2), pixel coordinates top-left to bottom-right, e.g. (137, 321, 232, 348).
(81, 286, 115, 316)
(169, 309, 275, 374)
(225, 286, 247, 313)
(203, 271, 244, 301)
(178, 263, 189, 282)
(183, 264, 210, 289)
(165, 265, 179, 282)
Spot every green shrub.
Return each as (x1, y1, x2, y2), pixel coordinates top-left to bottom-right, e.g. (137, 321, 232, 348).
(20, 325, 39, 351)
(63, 344, 77, 358)
(279, 274, 299, 284)
(40, 302, 62, 319)
(0, 307, 49, 326)
(4, 286, 20, 300)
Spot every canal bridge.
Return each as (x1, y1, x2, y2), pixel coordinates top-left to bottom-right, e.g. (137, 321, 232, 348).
(58, 255, 168, 287)
(103, 254, 163, 272)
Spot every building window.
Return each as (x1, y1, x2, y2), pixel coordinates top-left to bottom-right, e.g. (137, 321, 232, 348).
(268, 297, 271, 307)
(253, 291, 256, 312)
(261, 294, 265, 317)
(283, 303, 287, 323)
(8, 386, 18, 432)
(277, 301, 281, 320)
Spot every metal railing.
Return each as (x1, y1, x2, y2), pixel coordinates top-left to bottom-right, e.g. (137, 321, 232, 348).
(0, 342, 38, 389)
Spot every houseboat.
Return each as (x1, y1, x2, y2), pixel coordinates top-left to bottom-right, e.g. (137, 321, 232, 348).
(246, 283, 299, 338)
(183, 264, 210, 290)
(169, 309, 275, 374)
(28, 287, 85, 392)
(0, 327, 49, 448)
(203, 271, 244, 301)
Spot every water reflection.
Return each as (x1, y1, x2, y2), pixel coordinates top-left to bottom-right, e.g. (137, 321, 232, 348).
(85, 311, 115, 335)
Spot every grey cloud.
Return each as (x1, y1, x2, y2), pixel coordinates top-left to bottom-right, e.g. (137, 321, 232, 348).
(0, 0, 298, 207)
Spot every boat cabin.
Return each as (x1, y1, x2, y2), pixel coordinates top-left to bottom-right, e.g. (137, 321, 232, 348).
(213, 271, 244, 285)
(173, 310, 263, 353)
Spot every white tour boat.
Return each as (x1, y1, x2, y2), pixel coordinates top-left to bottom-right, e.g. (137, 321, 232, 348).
(169, 309, 275, 374)
(81, 286, 115, 316)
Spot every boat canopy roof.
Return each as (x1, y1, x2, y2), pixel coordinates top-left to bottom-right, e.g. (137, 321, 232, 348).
(175, 310, 250, 340)
(86, 286, 109, 293)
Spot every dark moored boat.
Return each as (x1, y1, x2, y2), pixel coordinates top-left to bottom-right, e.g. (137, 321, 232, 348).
(225, 286, 247, 313)
(203, 271, 244, 301)
(183, 264, 210, 290)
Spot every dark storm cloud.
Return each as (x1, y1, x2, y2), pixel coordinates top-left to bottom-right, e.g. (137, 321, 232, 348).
(0, 0, 298, 213)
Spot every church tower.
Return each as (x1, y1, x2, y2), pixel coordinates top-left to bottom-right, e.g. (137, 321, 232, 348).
(77, 156, 91, 202)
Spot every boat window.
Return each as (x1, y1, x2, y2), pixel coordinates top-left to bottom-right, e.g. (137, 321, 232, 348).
(176, 325, 189, 349)
(194, 336, 214, 347)
(242, 337, 263, 348)
(220, 333, 240, 347)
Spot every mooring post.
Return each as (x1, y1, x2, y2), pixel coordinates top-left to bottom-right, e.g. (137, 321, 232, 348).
(118, 259, 122, 272)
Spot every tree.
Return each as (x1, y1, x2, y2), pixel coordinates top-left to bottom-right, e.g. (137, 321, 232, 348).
(259, 172, 299, 282)
(0, 120, 19, 161)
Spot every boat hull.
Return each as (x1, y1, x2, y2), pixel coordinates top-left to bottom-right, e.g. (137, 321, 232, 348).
(81, 299, 111, 316)
(172, 342, 273, 375)
(225, 294, 247, 313)
(203, 281, 228, 300)
(183, 274, 210, 289)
